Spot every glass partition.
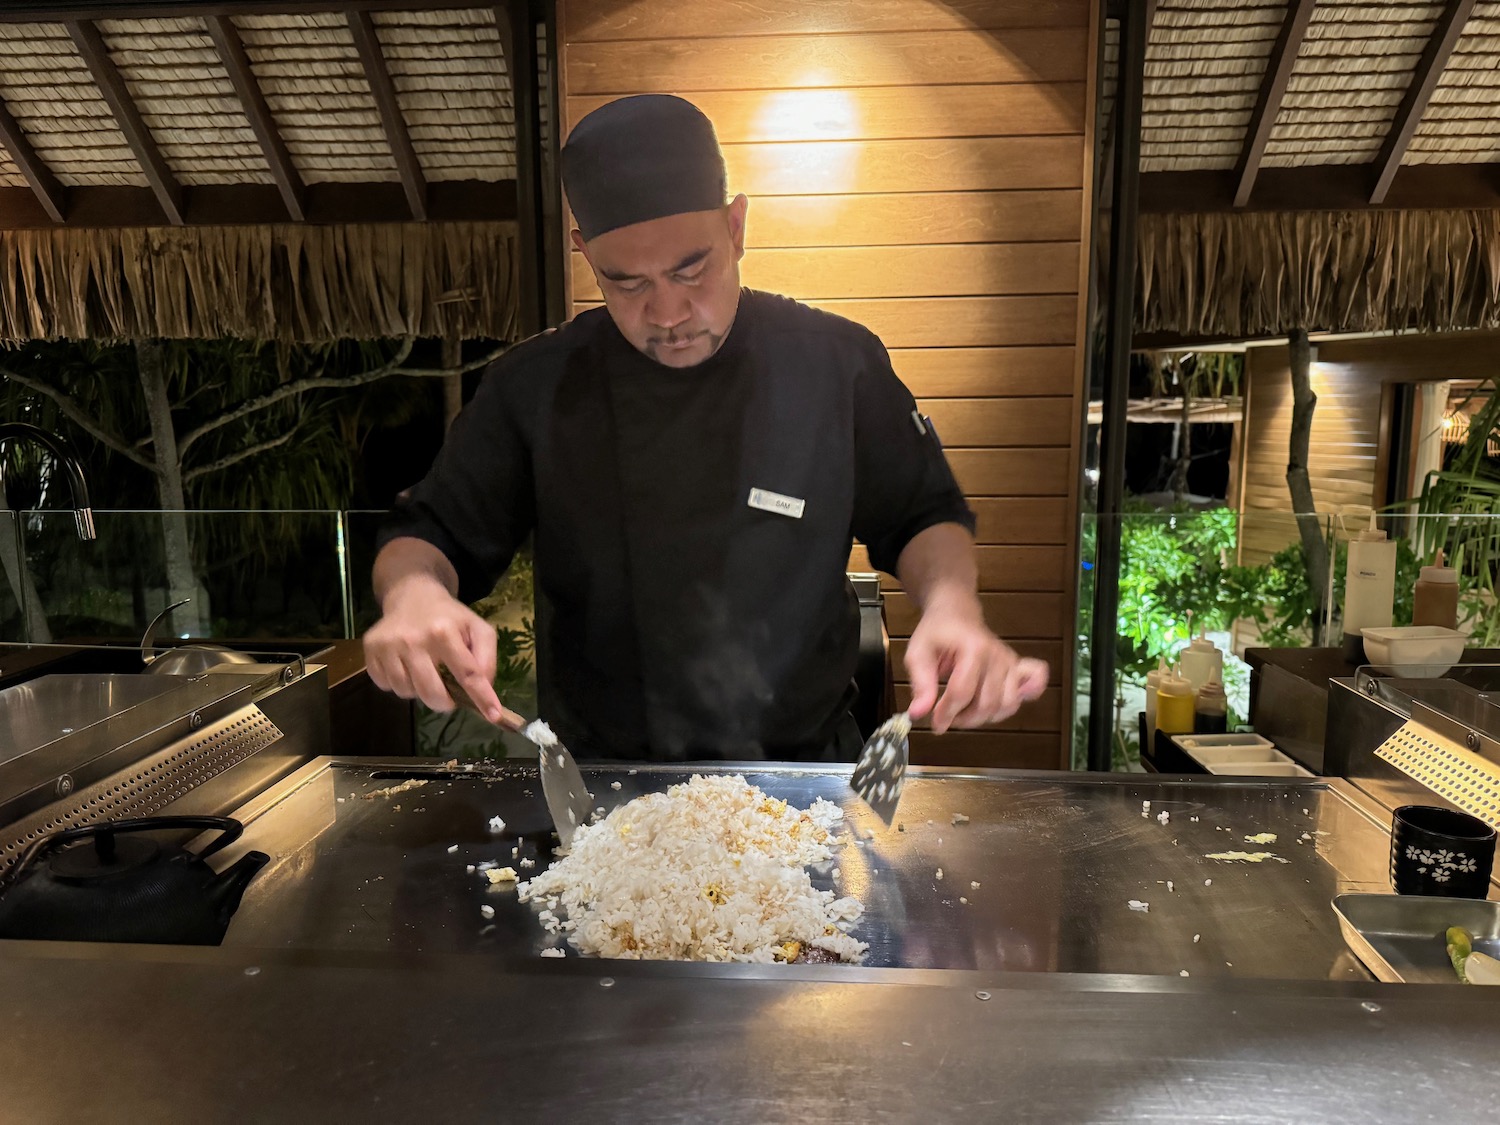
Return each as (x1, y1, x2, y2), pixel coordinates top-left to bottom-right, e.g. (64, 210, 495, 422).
(10, 504, 1497, 768)
(0, 513, 29, 643)
(0, 507, 543, 759)
(9, 510, 346, 645)
(1077, 506, 1500, 771)
(343, 509, 386, 637)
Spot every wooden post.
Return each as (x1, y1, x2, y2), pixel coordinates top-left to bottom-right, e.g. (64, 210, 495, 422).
(1087, 0, 1148, 772)
(442, 335, 463, 432)
(1170, 371, 1192, 502)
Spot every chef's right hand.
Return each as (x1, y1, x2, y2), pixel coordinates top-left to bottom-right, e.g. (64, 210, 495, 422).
(363, 573, 508, 723)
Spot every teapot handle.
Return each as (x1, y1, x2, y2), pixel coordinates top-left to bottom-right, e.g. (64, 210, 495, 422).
(0, 816, 245, 893)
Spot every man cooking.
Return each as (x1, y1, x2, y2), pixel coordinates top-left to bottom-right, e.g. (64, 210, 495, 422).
(364, 94, 1048, 762)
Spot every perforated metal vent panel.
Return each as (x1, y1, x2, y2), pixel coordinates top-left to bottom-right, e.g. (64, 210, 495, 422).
(0, 706, 282, 872)
(1376, 720, 1500, 831)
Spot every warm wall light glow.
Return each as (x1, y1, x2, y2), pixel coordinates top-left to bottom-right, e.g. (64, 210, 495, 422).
(754, 86, 861, 142)
(751, 85, 862, 194)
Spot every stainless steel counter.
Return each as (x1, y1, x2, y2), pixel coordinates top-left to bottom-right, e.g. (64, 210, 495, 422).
(218, 759, 1391, 979)
(5, 933, 1500, 1122)
(5, 762, 1497, 1121)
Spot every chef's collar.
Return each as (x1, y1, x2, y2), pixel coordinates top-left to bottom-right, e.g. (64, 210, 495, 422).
(561, 95, 727, 241)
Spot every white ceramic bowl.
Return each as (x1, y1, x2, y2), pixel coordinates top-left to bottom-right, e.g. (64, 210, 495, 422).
(1359, 625, 1468, 677)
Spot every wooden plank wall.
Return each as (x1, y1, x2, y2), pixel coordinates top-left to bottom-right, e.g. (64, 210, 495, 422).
(1238, 345, 1383, 567)
(557, 0, 1098, 769)
(1237, 332, 1500, 566)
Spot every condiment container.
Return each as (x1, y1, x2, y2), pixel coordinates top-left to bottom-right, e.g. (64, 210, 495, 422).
(1343, 508, 1396, 647)
(1178, 632, 1223, 696)
(1193, 675, 1228, 734)
(1155, 667, 1195, 735)
(1144, 656, 1166, 731)
(1412, 549, 1459, 630)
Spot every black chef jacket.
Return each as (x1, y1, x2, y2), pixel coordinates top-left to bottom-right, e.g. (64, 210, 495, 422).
(379, 289, 975, 761)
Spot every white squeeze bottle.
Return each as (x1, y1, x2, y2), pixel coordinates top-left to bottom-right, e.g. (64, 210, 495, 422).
(1342, 507, 1397, 649)
(1178, 631, 1223, 697)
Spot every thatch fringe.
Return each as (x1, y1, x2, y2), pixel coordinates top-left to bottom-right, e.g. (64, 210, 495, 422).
(0, 221, 520, 343)
(1137, 209, 1500, 336)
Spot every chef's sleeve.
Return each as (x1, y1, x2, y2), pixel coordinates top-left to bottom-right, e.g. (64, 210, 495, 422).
(851, 337, 976, 576)
(376, 365, 536, 604)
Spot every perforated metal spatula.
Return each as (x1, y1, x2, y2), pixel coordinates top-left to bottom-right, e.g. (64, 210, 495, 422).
(849, 711, 912, 826)
(439, 667, 593, 849)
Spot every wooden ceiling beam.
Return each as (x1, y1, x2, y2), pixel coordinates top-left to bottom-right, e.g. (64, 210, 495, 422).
(67, 18, 184, 225)
(206, 14, 304, 221)
(0, 100, 66, 223)
(1370, 0, 1477, 204)
(1231, 0, 1316, 208)
(1141, 163, 1500, 212)
(347, 9, 426, 221)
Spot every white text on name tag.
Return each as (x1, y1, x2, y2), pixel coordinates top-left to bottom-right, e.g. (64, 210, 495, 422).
(747, 487, 806, 519)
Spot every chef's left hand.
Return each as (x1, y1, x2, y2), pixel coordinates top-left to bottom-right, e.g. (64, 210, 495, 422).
(903, 603, 1049, 733)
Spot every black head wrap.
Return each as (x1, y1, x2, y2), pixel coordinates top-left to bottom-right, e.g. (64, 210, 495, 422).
(561, 94, 727, 241)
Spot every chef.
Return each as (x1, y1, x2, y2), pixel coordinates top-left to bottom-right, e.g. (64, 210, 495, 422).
(365, 94, 1048, 761)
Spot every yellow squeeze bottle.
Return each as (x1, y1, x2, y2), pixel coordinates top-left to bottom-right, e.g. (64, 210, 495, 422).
(1155, 665, 1196, 735)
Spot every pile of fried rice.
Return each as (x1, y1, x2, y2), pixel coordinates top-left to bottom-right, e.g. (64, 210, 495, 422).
(517, 774, 867, 963)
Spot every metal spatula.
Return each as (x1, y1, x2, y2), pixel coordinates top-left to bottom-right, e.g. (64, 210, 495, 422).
(438, 667, 594, 849)
(849, 711, 912, 826)
(528, 724, 594, 851)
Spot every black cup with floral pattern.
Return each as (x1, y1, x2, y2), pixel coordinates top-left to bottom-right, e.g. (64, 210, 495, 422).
(1390, 805, 1497, 898)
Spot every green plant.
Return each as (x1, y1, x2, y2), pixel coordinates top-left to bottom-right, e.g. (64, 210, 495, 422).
(1110, 502, 1275, 679)
(1080, 502, 1262, 768)
(1398, 380, 1500, 646)
(417, 553, 537, 759)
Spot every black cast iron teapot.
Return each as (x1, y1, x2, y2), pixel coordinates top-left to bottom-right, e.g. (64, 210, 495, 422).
(0, 816, 269, 945)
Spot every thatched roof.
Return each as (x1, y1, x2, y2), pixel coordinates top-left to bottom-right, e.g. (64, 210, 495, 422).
(0, 4, 525, 342)
(0, 220, 519, 342)
(1110, 0, 1500, 196)
(1137, 208, 1500, 336)
(1110, 0, 1500, 335)
(0, 6, 515, 205)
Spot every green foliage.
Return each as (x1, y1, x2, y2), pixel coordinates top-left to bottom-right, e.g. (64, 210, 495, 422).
(1398, 378, 1500, 646)
(1101, 502, 1285, 680)
(1142, 351, 1243, 401)
(1189, 352, 1243, 401)
(1248, 542, 1319, 647)
(418, 553, 538, 760)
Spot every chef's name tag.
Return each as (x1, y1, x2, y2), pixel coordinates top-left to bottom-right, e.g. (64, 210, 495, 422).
(747, 487, 806, 519)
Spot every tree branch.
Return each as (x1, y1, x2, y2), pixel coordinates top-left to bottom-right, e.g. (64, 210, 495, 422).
(182, 430, 297, 483)
(178, 339, 509, 455)
(0, 364, 155, 470)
